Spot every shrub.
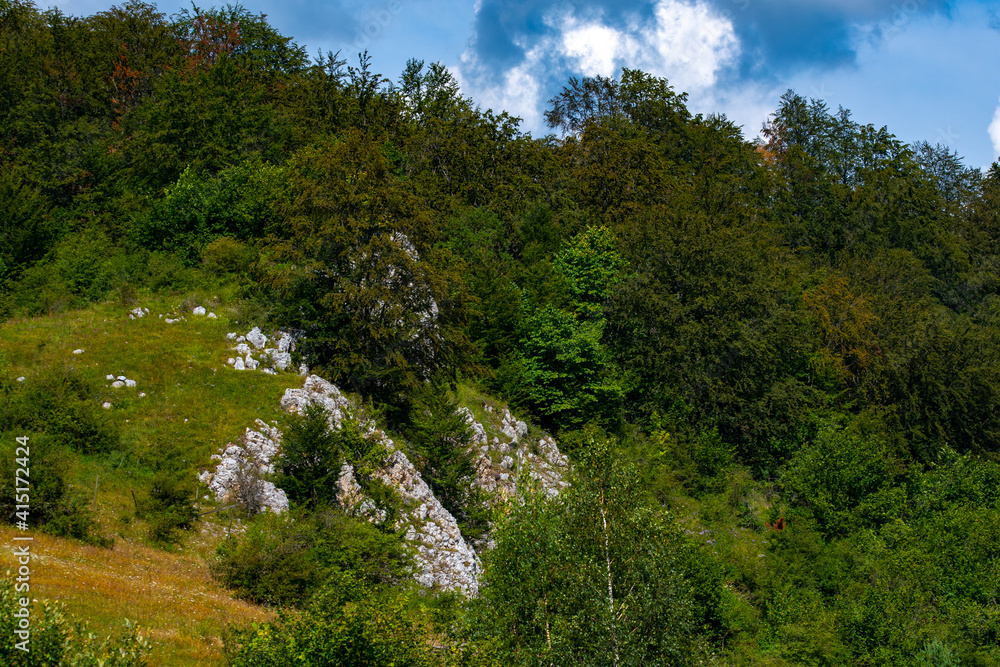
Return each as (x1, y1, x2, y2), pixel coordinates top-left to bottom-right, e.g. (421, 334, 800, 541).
(224, 571, 432, 667)
(0, 575, 150, 665)
(405, 380, 491, 542)
(0, 435, 96, 541)
(143, 469, 197, 544)
(212, 508, 411, 606)
(1, 367, 120, 456)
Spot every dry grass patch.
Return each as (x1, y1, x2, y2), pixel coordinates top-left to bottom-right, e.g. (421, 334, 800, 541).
(0, 525, 273, 666)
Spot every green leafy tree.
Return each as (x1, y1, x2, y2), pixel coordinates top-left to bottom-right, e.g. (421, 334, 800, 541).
(470, 439, 719, 666)
(405, 380, 490, 542)
(266, 130, 472, 402)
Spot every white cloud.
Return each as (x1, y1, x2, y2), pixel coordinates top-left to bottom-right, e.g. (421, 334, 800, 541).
(455, 44, 547, 129)
(990, 97, 1000, 163)
(458, 0, 740, 134)
(561, 21, 625, 78)
(637, 0, 740, 92)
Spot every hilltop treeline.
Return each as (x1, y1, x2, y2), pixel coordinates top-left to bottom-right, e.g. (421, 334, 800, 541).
(3, 1, 1000, 664)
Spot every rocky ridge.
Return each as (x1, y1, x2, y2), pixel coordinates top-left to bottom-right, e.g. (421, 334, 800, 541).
(200, 332, 570, 595)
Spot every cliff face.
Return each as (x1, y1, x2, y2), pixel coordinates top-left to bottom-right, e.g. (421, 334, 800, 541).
(202, 373, 570, 596)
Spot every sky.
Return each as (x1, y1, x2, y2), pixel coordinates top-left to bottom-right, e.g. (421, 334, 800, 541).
(52, 0, 1000, 170)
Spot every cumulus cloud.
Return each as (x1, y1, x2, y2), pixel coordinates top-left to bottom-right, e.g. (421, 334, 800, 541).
(990, 98, 1000, 162)
(458, 0, 739, 133)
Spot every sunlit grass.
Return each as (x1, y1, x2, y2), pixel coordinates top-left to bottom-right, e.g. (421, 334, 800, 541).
(0, 288, 307, 664)
(0, 524, 275, 665)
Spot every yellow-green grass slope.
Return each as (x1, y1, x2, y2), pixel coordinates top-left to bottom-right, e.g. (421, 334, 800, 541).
(0, 291, 305, 665)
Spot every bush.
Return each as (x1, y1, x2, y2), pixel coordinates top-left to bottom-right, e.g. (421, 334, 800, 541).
(201, 236, 256, 276)
(0, 575, 150, 665)
(405, 380, 491, 542)
(224, 571, 432, 667)
(275, 404, 395, 516)
(143, 469, 197, 544)
(0, 435, 97, 542)
(1, 366, 120, 455)
(212, 508, 411, 606)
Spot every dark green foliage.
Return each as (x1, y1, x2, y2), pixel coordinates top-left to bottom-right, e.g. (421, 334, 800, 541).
(782, 416, 903, 535)
(264, 130, 473, 403)
(224, 572, 433, 667)
(144, 468, 197, 544)
(405, 380, 490, 542)
(132, 160, 286, 264)
(211, 508, 411, 606)
(469, 439, 720, 666)
(0, 434, 95, 541)
(274, 403, 393, 513)
(0, 366, 119, 455)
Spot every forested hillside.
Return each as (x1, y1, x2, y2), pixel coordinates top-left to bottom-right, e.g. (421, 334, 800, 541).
(2, 1, 1000, 665)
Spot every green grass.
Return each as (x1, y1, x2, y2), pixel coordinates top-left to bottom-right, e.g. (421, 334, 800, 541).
(0, 288, 308, 665)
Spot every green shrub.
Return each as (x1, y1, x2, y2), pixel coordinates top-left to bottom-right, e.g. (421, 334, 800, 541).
(405, 380, 491, 542)
(143, 470, 197, 545)
(201, 236, 256, 276)
(0, 435, 96, 541)
(224, 571, 432, 667)
(212, 508, 411, 607)
(1, 367, 119, 456)
(0, 575, 150, 665)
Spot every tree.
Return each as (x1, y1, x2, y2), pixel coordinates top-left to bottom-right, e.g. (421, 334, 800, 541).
(470, 439, 719, 666)
(266, 130, 472, 402)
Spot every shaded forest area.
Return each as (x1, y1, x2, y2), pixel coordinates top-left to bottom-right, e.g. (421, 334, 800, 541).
(2, 1, 1000, 665)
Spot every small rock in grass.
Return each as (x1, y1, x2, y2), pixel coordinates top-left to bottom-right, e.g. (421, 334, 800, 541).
(72, 349, 84, 354)
(207, 312, 217, 319)
(111, 381, 124, 388)
(246, 327, 267, 349)
(261, 368, 276, 375)
(138, 392, 146, 398)
(227, 357, 235, 366)
(117, 375, 127, 381)
(226, 332, 238, 340)
(125, 379, 136, 388)
(106, 374, 115, 380)
(233, 358, 245, 371)
(245, 356, 259, 371)
(102, 402, 112, 409)
(16, 377, 25, 382)
(192, 306, 206, 316)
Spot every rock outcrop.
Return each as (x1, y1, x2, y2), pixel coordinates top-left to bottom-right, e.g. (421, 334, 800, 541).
(202, 373, 570, 596)
(199, 421, 289, 514)
(225, 327, 304, 375)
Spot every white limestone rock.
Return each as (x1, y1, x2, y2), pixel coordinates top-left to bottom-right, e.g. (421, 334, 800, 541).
(233, 357, 245, 371)
(124, 379, 136, 388)
(244, 356, 259, 371)
(207, 312, 217, 319)
(246, 327, 267, 349)
(281, 375, 481, 595)
(72, 349, 84, 355)
(111, 381, 124, 388)
(200, 421, 288, 514)
(192, 306, 207, 316)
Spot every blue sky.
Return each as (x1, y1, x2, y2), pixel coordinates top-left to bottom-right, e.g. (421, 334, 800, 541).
(54, 0, 1000, 170)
